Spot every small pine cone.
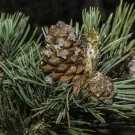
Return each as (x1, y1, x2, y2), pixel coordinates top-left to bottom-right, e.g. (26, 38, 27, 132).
(42, 21, 85, 83)
(73, 72, 115, 102)
(128, 56, 135, 79)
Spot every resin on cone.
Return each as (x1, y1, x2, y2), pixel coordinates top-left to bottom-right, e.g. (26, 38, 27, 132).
(73, 72, 114, 102)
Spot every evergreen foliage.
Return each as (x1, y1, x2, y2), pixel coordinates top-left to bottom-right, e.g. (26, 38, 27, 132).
(0, 0, 135, 134)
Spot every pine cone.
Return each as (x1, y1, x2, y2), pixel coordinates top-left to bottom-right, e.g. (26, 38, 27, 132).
(42, 21, 115, 102)
(73, 72, 114, 102)
(107, 52, 135, 79)
(42, 21, 85, 83)
(128, 56, 135, 79)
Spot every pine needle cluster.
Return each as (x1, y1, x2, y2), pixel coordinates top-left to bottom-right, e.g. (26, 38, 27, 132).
(0, 1, 135, 134)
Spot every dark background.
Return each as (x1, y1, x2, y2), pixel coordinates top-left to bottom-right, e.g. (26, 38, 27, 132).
(0, 0, 134, 28)
(0, 1, 135, 135)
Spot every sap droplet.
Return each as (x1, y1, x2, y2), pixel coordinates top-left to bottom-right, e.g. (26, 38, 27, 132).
(54, 45, 61, 50)
(57, 50, 69, 59)
(58, 38, 65, 47)
(75, 48, 81, 55)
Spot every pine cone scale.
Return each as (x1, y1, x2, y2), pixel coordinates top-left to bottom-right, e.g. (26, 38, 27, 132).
(41, 65, 56, 72)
